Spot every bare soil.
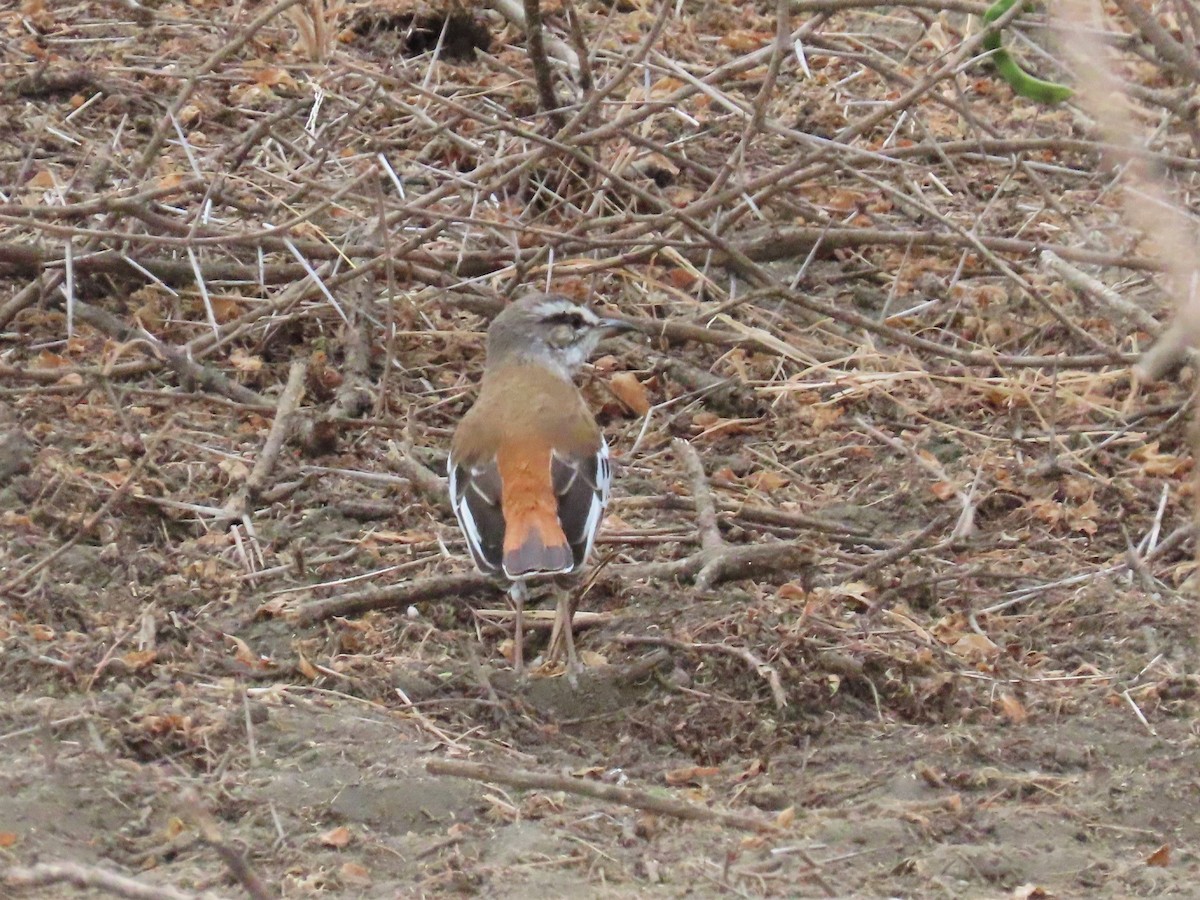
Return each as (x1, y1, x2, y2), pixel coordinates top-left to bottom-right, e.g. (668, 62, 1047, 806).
(2, 0, 1200, 896)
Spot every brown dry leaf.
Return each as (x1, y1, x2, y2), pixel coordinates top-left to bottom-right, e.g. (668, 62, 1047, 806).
(1131, 441, 1190, 477)
(578, 649, 608, 667)
(610, 372, 651, 414)
(218, 458, 251, 482)
(1145, 844, 1170, 867)
(0, 512, 34, 530)
(156, 171, 187, 192)
(823, 581, 875, 607)
(664, 765, 720, 786)
(119, 649, 158, 672)
(224, 634, 262, 668)
(210, 297, 243, 323)
(20, 0, 53, 28)
(296, 652, 319, 681)
(27, 169, 56, 189)
(35, 349, 70, 368)
(996, 692, 1027, 724)
(1066, 498, 1099, 536)
(1026, 496, 1064, 528)
(1011, 885, 1051, 899)
(592, 353, 620, 373)
(255, 597, 289, 619)
(643, 75, 684, 100)
(665, 267, 698, 289)
(931, 613, 965, 644)
(745, 470, 788, 492)
(229, 348, 264, 373)
(1062, 476, 1092, 501)
(498, 637, 515, 664)
(775, 806, 796, 828)
(340, 861, 371, 885)
(950, 632, 1000, 662)
(0, 832, 18, 848)
(721, 29, 772, 51)
(732, 758, 766, 783)
(194, 531, 232, 549)
(929, 481, 958, 501)
(320, 825, 353, 849)
(252, 66, 300, 89)
(776, 582, 806, 601)
(822, 188, 867, 212)
(27, 623, 55, 641)
(164, 817, 187, 839)
(809, 403, 844, 433)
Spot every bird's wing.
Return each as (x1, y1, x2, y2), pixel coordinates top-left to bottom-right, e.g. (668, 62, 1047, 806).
(551, 437, 611, 571)
(448, 453, 506, 575)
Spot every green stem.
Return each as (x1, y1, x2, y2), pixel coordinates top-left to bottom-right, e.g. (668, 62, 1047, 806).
(982, 0, 1073, 104)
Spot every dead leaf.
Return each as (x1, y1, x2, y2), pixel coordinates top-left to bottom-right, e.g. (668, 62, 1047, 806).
(745, 470, 788, 492)
(950, 632, 1000, 662)
(320, 825, 353, 848)
(340, 861, 371, 884)
(162, 817, 187, 840)
(579, 649, 608, 667)
(1145, 844, 1170, 867)
(610, 372, 651, 414)
(296, 652, 319, 681)
(119, 649, 158, 672)
(721, 29, 772, 51)
(775, 806, 796, 828)
(1131, 441, 1190, 477)
(665, 268, 698, 289)
(229, 348, 264, 373)
(731, 758, 766, 783)
(996, 692, 1027, 724)
(224, 634, 262, 668)
(930, 481, 958, 501)
(255, 597, 289, 619)
(0, 832, 19, 847)
(35, 350, 70, 369)
(156, 171, 187, 192)
(776, 582, 807, 601)
(218, 458, 250, 482)
(664, 765, 720, 786)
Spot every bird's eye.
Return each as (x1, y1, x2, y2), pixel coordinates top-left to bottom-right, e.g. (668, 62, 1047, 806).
(545, 311, 586, 330)
(548, 324, 575, 347)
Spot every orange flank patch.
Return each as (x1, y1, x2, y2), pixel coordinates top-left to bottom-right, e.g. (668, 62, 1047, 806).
(497, 441, 572, 576)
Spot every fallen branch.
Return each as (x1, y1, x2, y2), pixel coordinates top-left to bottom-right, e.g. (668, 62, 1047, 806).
(2, 861, 218, 900)
(426, 758, 778, 833)
(218, 359, 308, 529)
(75, 301, 267, 407)
(178, 789, 276, 900)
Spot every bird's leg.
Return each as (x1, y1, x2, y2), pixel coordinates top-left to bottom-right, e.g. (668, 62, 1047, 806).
(554, 585, 581, 688)
(508, 579, 528, 681)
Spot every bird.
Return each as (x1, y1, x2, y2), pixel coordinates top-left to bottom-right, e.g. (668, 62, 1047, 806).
(447, 292, 633, 682)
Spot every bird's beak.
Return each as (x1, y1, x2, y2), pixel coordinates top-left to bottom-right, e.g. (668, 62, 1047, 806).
(597, 317, 637, 337)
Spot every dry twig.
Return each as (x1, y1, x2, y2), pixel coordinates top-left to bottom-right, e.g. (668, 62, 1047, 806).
(426, 759, 779, 833)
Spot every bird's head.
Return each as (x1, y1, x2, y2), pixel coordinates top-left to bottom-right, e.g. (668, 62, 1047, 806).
(486, 293, 633, 377)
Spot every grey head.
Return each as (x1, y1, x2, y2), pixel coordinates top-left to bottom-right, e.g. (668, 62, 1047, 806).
(485, 293, 632, 379)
